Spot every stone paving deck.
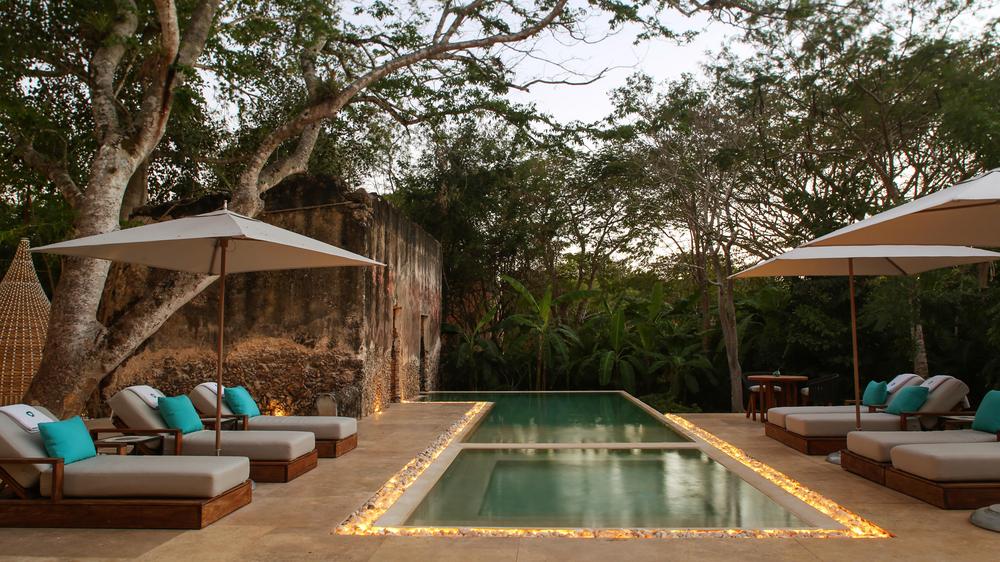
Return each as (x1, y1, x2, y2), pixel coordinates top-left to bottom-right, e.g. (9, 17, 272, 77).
(0, 405, 996, 561)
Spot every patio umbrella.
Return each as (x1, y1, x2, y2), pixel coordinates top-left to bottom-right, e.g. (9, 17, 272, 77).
(33, 204, 383, 453)
(732, 245, 1000, 429)
(807, 168, 1000, 247)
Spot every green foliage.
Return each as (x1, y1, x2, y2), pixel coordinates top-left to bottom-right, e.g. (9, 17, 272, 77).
(637, 393, 702, 414)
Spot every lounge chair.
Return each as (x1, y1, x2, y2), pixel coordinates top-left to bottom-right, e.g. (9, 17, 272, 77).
(108, 386, 318, 483)
(841, 389, 1000, 485)
(765, 375, 969, 455)
(0, 404, 251, 529)
(188, 382, 358, 458)
(885, 442, 1000, 509)
(766, 373, 923, 429)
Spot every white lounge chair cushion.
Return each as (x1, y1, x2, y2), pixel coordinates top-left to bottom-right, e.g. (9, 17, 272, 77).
(127, 385, 166, 409)
(847, 429, 996, 462)
(768, 406, 858, 428)
(887, 373, 923, 393)
(0, 405, 56, 432)
(188, 383, 235, 416)
(891, 443, 1000, 482)
(916, 376, 970, 414)
(39, 455, 249, 498)
(163, 429, 314, 461)
(784, 412, 918, 436)
(247, 415, 356, 440)
(108, 388, 169, 430)
(0, 405, 60, 489)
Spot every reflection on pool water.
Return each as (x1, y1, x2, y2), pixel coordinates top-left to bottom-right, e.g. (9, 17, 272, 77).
(405, 448, 806, 529)
(422, 392, 688, 443)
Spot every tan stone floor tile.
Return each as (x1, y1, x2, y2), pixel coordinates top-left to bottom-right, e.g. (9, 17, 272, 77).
(137, 525, 274, 561)
(241, 529, 384, 562)
(515, 537, 821, 562)
(215, 495, 368, 528)
(0, 528, 178, 559)
(370, 536, 519, 562)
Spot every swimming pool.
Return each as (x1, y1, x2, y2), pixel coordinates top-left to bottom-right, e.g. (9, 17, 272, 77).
(340, 391, 887, 538)
(405, 448, 804, 528)
(424, 392, 687, 443)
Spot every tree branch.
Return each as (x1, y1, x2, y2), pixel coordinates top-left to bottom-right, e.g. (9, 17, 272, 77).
(232, 0, 570, 215)
(14, 135, 82, 208)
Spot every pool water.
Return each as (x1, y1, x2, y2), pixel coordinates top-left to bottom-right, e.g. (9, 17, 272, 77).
(401, 392, 812, 530)
(423, 392, 687, 443)
(405, 448, 806, 529)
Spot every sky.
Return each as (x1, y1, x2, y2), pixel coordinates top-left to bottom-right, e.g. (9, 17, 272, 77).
(503, 10, 743, 124)
(500, 2, 1000, 124)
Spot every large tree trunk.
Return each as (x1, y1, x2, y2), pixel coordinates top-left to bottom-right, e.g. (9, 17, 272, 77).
(714, 255, 743, 413)
(26, 258, 112, 415)
(120, 158, 150, 222)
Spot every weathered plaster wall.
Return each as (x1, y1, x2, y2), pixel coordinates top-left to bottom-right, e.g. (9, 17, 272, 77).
(96, 176, 441, 417)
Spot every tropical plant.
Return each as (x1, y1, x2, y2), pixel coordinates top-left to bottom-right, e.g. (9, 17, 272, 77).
(500, 275, 589, 390)
(442, 304, 503, 391)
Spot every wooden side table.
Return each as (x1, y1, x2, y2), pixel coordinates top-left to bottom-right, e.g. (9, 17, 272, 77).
(747, 375, 809, 422)
(93, 435, 160, 455)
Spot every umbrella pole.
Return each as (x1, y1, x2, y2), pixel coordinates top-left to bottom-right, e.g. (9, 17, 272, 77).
(215, 239, 228, 456)
(849, 258, 862, 431)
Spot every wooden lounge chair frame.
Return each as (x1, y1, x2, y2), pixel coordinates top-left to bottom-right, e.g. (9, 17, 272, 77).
(0, 429, 252, 529)
(317, 433, 357, 458)
(840, 448, 891, 485)
(103, 421, 318, 483)
(764, 421, 847, 455)
(884, 467, 1000, 509)
(840, 420, 1000, 498)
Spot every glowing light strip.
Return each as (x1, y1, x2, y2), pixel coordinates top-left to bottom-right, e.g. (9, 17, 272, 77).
(337, 401, 489, 535)
(337, 406, 891, 539)
(664, 414, 891, 539)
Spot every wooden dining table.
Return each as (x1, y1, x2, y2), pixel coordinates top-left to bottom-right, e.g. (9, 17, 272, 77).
(747, 374, 809, 423)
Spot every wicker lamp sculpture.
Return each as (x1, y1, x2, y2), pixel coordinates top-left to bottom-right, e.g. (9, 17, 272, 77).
(0, 239, 50, 405)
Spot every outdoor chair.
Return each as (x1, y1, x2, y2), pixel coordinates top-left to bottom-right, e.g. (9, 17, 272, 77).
(108, 386, 318, 483)
(188, 382, 358, 458)
(841, 390, 1000, 489)
(884, 441, 1000, 509)
(0, 404, 251, 529)
(798, 373, 841, 406)
(766, 375, 969, 455)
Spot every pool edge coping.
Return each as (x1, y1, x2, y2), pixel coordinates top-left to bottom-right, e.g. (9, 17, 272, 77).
(337, 395, 892, 539)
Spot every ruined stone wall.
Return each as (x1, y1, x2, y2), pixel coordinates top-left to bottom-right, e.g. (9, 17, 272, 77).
(96, 176, 442, 417)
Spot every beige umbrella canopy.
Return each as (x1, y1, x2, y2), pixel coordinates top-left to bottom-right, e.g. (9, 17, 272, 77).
(34, 205, 383, 453)
(733, 245, 1000, 429)
(808, 168, 1000, 247)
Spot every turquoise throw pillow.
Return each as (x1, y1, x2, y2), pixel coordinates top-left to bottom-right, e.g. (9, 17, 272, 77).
(885, 386, 930, 415)
(38, 416, 97, 465)
(862, 381, 888, 406)
(223, 386, 261, 418)
(972, 390, 1000, 434)
(158, 395, 205, 434)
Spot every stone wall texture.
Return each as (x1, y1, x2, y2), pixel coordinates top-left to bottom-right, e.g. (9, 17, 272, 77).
(95, 175, 441, 418)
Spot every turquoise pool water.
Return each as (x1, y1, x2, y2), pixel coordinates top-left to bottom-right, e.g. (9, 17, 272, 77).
(405, 448, 806, 528)
(423, 392, 687, 443)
